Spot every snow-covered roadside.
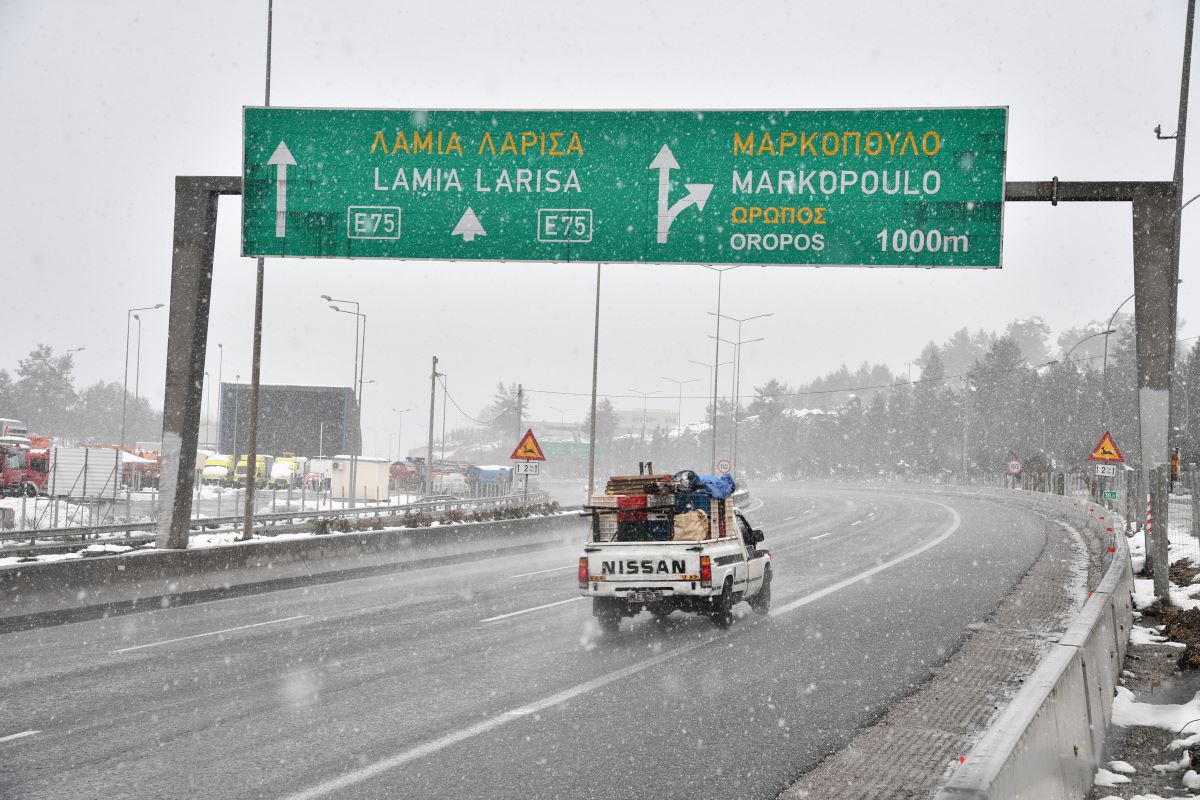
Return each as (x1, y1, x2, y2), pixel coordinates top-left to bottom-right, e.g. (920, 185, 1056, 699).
(1089, 496, 1200, 800)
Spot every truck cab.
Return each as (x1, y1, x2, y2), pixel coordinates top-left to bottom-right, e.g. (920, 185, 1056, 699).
(233, 455, 272, 488)
(0, 440, 35, 497)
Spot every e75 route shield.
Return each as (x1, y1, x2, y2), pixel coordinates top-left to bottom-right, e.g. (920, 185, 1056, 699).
(243, 106, 1007, 267)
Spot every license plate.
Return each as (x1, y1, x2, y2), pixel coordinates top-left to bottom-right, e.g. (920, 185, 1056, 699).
(631, 591, 660, 603)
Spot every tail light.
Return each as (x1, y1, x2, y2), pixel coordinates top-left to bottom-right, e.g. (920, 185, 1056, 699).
(700, 555, 712, 587)
(579, 557, 589, 587)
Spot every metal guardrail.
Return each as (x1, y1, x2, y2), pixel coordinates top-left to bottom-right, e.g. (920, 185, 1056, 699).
(0, 490, 552, 544)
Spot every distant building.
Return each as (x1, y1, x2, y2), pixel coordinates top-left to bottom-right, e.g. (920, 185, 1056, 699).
(218, 383, 359, 457)
(614, 407, 676, 437)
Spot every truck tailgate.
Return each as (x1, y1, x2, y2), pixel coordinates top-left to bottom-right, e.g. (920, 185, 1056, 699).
(584, 545, 702, 585)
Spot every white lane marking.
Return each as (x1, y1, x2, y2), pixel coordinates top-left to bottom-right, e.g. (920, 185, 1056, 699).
(510, 565, 574, 578)
(850, 520, 863, 526)
(280, 636, 711, 800)
(112, 615, 309, 654)
(770, 498, 961, 617)
(283, 496, 965, 800)
(480, 597, 585, 623)
(783, 516, 797, 522)
(809, 532, 831, 540)
(0, 730, 39, 743)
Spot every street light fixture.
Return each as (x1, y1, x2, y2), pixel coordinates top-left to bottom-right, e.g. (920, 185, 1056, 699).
(121, 303, 163, 450)
(1063, 329, 1117, 364)
(662, 377, 699, 432)
(628, 388, 661, 441)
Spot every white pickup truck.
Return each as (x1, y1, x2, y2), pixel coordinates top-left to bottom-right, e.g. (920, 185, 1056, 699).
(579, 495, 772, 632)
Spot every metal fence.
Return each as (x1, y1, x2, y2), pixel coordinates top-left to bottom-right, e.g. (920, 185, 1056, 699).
(0, 489, 552, 547)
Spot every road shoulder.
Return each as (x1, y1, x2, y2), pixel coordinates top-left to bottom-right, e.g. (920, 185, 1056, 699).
(777, 496, 1091, 799)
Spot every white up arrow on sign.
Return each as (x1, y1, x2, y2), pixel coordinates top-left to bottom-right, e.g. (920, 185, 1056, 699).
(267, 141, 296, 238)
(649, 144, 713, 244)
(452, 207, 486, 242)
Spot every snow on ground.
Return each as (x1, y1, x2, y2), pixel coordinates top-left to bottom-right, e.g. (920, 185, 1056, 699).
(1131, 624, 1186, 648)
(1113, 686, 1200, 731)
(1095, 767, 1132, 787)
(1133, 576, 1200, 612)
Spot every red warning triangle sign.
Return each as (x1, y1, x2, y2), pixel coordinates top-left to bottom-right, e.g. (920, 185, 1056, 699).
(1088, 431, 1125, 463)
(510, 428, 546, 461)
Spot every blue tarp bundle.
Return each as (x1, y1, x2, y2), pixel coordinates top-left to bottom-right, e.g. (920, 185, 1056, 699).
(696, 473, 735, 499)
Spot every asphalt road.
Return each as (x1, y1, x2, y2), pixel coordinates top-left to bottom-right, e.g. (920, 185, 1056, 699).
(0, 484, 1047, 800)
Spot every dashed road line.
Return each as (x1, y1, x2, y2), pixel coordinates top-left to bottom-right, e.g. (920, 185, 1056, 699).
(480, 597, 585, 623)
(112, 615, 309, 654)
(510, 565, 574, 578)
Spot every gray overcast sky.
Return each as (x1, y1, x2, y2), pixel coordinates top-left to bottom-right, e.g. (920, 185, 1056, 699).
(1, 0, 1197, 456)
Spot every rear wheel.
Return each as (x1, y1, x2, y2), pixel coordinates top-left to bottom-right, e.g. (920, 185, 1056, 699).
(22, 483, 37, 498)
(593, 598, 621, 633)
(711, 579, 735, 629)
(750, 569, 772, 614)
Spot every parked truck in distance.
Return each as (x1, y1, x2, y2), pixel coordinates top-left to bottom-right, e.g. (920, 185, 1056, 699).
(580, 467, 770, 632)
(233, 454, 273, 488)
(202, 453, 233, 486)
(270, 455, 305, 488)
(0, 436, 36, 497)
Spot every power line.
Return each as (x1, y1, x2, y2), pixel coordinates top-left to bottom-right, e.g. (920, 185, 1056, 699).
(439, 376, 507, 426)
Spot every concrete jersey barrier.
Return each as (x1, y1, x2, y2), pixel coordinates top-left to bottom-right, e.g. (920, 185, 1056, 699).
(0, 512, 586, 623)
(932, 490, 1134, 800)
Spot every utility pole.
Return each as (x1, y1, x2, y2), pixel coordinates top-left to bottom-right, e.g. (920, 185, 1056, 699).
(1143, 0, 1195, 600)
(587, 265, 602, 500)
(242, 0, 274, 541)
(426, 356, 438, 492)
(516, 384, 524, 441)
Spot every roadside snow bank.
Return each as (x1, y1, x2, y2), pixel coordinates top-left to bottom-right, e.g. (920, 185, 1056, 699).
(1113, 686, 1200, 730)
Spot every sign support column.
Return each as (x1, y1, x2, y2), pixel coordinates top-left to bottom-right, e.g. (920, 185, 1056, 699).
(156, 176, 242, 550)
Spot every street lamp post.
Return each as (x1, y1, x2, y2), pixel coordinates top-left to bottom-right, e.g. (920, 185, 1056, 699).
(133, 314, 142, 403)
(216, 343, 223, 451)
(709, 332, 766, 476)
(392, 408, 410, 462)
(662, 377, 699, 432)
(232, 374, 241, 463)
(204, 371, 211, 449)
(549, 406, 575, 439)
(328, 301, 367, 505)
(701, 266, 739, 468)
(628, 389, 661, 441)
(120, 304, 163, 450)
(689, 358, 733, 456)
(707, 311, 771, 476)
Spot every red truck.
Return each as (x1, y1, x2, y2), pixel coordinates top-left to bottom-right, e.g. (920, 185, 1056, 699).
(0, 437, 37, 497)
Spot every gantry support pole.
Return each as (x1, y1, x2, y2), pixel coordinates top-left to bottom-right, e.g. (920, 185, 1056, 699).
(156, 176, 242, 550)
(1007, 180, 1178, 599)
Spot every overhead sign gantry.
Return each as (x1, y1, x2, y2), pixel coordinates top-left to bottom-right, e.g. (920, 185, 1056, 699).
(242, 107, 1008, 268)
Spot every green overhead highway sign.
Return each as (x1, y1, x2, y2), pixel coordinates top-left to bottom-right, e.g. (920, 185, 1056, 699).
(243, 107, 1007, 267)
